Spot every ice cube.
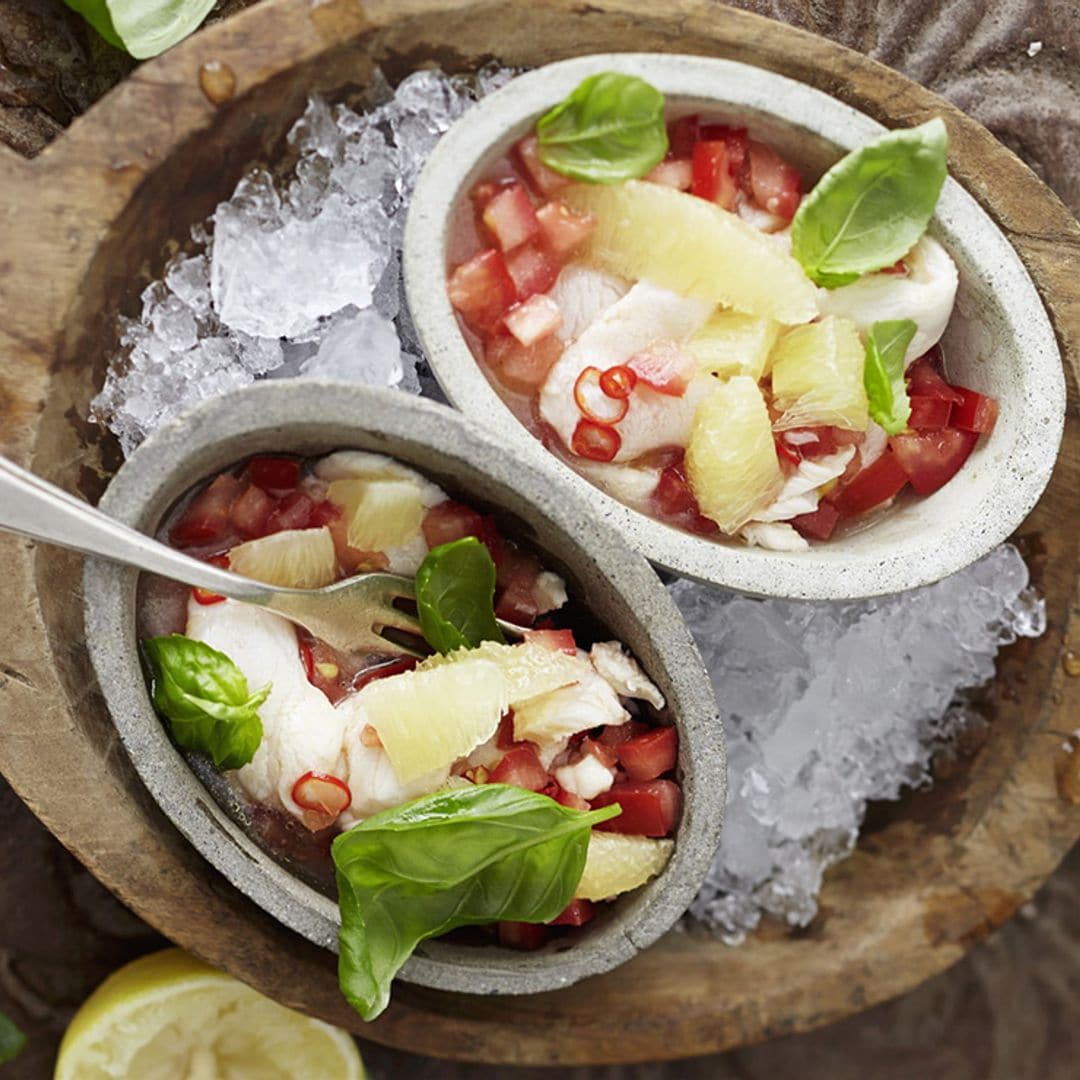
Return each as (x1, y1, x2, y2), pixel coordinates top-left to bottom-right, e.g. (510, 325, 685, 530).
(299, 308, 403, 386)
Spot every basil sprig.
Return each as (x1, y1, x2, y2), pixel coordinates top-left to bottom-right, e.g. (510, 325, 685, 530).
(537, 72, 668, 184)
(0, 1010, 25, 1064)
(863, 320, 918, 435)
(415, 537, 505, 655)
(791, 118, 948, 288)
(143, 635, 269, 770)
(334, 785, 620, 1020)
(62, 0, 215, 58)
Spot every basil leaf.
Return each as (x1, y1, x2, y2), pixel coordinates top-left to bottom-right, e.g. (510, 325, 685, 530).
(0, 1010, 25, 1064)
(864, 320, 917, 435)
(62, 0, 216, 59)
(333, 785, 621, 1020)
(143, 635, 269, 770)
(791, 118, 948, 287)
(415, 537, 505, 655)
(536, 72, 668, 184)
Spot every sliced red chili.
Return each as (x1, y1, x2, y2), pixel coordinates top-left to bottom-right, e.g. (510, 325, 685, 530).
(574, 367, 629, 424)
(571, 419, 621, 462)
(599, 364, 637, 400)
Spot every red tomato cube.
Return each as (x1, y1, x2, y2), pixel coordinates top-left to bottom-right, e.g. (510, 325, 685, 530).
(247, 456, 301, 491)
(503, 294, 563, 347)
(790, 500, 841, 541)
(747, 140, 802, 219)
(448, 249, 517, 334)
(627, 341, 694, 396)
(950, 387, 999, 434)
(514, 134, 570, 197)
(536, 200, 596, 258)
(691, 140, 738, 210)
(549, 899, 595, 927)
(593, 780, 681, 837)
(651, 461, 697, 516)
(485, 331, 562, 395)
(831, 450, 909, 516)
(906, 356, 964, 404)
(667, 114, 700, 158)
(889, 428, 978, 495)
(482, 181, 540, 251)
(504, 242, 561, 300)
(421, 500, 501, 561)
(489, 745, 550, 792)
(617, 727, 678, 782)
(170, 474, 243, 546)
(229, 482, 275, 539)
(597, 721, 651, 749)
(265, 490, 316, 534)
(907, 395, 953, 430)
(523, 628, 577, 655)
(497, 921, 548, 951)
(699, 124, 750, 188)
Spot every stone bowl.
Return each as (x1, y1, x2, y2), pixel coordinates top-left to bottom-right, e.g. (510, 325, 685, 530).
(81, 379, 725, 998)
(404, 52, 1067, 600)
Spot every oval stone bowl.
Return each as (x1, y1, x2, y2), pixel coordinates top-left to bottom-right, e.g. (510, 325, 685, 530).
(82, 379, 725, 999)
(404, 52, 1067, 601)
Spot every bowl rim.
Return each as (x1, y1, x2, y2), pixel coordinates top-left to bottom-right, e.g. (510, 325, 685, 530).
(82, 379, 725, 997)
(403, 51, 1067, 601)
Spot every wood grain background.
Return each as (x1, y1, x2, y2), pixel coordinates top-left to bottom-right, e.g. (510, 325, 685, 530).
(0, 0, 1077, 1077)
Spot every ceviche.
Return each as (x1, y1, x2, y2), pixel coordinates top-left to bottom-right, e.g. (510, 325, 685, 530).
(138, 450, 679, 1018)
(447, 73, 998, 550)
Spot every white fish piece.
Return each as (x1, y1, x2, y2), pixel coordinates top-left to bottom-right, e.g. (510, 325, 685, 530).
(555, 754, 616, 800)
(532, 571, 568, 615)
(513, 670, 629, 746)
(590, 641, 666, 710)
(539, 280, 714, 463)
(740, 521, 809, 551)
(752, 447, 855, 523)
(185, 599, 348, 817)
(817, 235, 959, 366)
(548, 264, 629, 343)
(314, 450, 445, 507)
(382, 532, 430, 577)
(573, 460, 661, 511)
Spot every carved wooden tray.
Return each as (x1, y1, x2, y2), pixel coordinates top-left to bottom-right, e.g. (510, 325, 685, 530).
(0, 0, 1076, 1066)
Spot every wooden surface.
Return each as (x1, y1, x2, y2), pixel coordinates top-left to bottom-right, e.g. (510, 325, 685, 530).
(0, 0, 1077, 1071)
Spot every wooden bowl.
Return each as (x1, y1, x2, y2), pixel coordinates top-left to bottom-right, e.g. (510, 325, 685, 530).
(0, 0, 1076, 1066)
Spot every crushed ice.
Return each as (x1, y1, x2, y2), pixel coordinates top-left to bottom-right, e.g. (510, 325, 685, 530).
(90, 67, 1047, 943)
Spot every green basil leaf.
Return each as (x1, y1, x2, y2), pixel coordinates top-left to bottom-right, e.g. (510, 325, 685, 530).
(791, 118, 948, 288)
(333, 784, 621, 1020)
(536, 72, 668, 184)
(143, 635, 269, 770)
(62, 0, 216, 59)
(415, 537, 505, 655)
(0, 1010, 25, 1064)
(864, 319, 917, 435)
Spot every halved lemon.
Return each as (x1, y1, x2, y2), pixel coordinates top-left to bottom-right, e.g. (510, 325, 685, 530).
(55, 949, 364, 1080)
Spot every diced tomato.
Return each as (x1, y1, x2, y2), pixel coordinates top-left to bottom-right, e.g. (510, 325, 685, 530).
(353, 656, 418, 692)
(906, 355, 965, 405)
(448, 249, 517, 334)
(593, 779, 681, 837)
(790, 500, 841, 541)
(780, 427, 841, 461)
(889, 428, 978, 495)
(421, 501, 502, 562)
(486, 331, 562, 394)
(691, 140, 738, 210)
(170, 474, 243, 546)
(627, 341, 694, 396)
(645, 158, 693, 190)
(747, 140, 802, 219)
(504, 242, 561, 300)
(552, 784, 590, 811)
(489, 745, 550, 792)
(578, 736, 618, 770)
(667, 114, 700, 158)
(299, 641, 315, 681)
(496, 712, 517, 750)
(907, 395, 952, 430)
(597, 720, 651, 749)
(504, 293, 562, 347)
(652, 461, 697, 516)
(535, 200, 596, 258)
(599, 365, 637, 400)
(247, 456, 300, 491)
(291, 772, 351, 825)
(308, 499, 341, 528)
(575, 366, 629, 424)
(831, 450, 909, 516)
(617, 727, 678, 782)
(469, 177, 511, 207)
(265, 490, 316, 534)
(495, 547, 543, 625)
(523, 628, 577, 656)
(481, 181, 540, 252)
(514, 134, 570, 197)
(950, 387, 999, 434)
(229, 482, 274, 539)
(699, 124, 750, 188)
(571, 419, 621, 462)
(497, 920, 548, 950)
(550, 899, 595, 927)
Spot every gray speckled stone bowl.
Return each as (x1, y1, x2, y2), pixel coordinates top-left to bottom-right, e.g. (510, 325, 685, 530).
(404, 53, 1066, 600)
(82, 380, 724, 998)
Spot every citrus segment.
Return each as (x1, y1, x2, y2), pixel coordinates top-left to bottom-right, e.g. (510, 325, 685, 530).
(229, 526, 337, 588)
(575, 832, 674, 901)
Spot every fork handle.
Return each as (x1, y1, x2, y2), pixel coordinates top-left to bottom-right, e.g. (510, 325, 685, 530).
(0, 456, 270, 602)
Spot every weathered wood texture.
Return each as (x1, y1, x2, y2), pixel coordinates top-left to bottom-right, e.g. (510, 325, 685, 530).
(0, 0, 1077, 1069)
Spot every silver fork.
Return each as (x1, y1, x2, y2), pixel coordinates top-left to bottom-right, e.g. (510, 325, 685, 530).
(0, 457, 434, 657)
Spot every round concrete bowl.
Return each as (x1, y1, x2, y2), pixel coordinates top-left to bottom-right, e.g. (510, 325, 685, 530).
(404, 52, 1066, 601)
(82, 380, 724, 998)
